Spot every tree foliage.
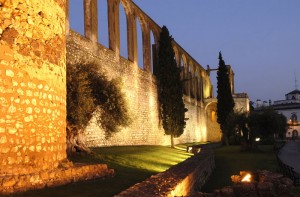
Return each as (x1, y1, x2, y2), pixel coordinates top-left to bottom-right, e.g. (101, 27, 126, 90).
(66, 63, 131, 153)
(216, 52, 235, 145)
(157, 26, 187, 148)
(225, 108, 287, 150)
(248, 108, 287, 140)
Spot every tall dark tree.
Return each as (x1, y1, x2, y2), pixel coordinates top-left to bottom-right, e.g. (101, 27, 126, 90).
(216, 52, 235, 145)
(157, 26, 187, 148)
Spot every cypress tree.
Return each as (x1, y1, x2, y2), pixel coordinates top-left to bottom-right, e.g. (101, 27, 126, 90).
(216, 52, 235, 145)
(157, 26, 187, 148)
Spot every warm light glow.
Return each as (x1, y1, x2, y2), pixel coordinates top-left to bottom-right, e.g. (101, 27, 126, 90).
(241, 173, 251, 182)
(211, 111, 216, 122)
(255, 138, 260, 142)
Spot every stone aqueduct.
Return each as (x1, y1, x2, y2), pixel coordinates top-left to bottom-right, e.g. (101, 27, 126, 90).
(67, 0, 214, 101)
(66, 0, 221, 147)
(0, 0, 244, 193)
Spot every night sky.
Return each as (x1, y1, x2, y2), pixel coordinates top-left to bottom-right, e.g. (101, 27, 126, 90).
(70, 0, 300, 103)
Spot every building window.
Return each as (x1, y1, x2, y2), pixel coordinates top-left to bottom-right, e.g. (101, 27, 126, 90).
(290, 113, 298, 124)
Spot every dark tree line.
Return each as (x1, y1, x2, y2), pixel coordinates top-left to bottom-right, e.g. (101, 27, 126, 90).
(216, 52, 287, 149)
(226, 108, 287, 150)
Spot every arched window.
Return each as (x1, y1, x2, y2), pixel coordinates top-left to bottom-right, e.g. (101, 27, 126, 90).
(292, 130, 298, 138)
(290, 113, 298, 124)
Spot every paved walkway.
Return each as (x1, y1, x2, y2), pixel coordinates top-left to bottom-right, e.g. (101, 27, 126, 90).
(278, 141, 300, 173)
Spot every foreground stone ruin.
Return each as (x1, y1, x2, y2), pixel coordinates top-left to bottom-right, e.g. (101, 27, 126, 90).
(0, 162, 114, 195)
(194, 170, 294, 197)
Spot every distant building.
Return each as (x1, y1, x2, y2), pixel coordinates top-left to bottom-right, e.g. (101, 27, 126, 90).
(233, 93, 250, 113)
(272, 89, 300, 139)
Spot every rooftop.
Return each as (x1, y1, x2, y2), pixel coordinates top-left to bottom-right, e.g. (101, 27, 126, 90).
(286, 89, 300, 95)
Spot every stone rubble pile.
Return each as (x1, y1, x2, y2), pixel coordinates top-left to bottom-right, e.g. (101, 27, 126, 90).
(193, 170, 294, 197)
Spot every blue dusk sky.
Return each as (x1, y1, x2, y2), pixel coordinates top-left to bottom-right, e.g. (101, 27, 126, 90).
(69, 0, 300, 103)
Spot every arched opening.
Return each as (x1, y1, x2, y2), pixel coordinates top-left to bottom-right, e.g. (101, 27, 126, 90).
(119, 3, 128, 59)
(195, 72, 200, 101)
(97, 0, 108, 47)
(136, 17, 143, 69)
(190, 65, 195, 99)
(211, 110, 216, 122)
(173, 47, 179, 66)
(199, 73, 204, 100)
(292, 130, 298, 139)
(69, 0, 84, 35)
(180, 56, 188, 95)
(150, 31, 156, 74)
(180, 58, 184, 82)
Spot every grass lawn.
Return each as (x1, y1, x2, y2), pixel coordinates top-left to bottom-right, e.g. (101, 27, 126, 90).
(15, 145, 192, 197)
(12, 144, 300, 196)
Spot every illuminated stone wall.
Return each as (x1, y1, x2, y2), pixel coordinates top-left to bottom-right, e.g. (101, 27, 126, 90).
(67, 31, 213, 147)
(0, 0, 67, 175)
(65, 0, 217, 147)
(205, 101, 222, 142)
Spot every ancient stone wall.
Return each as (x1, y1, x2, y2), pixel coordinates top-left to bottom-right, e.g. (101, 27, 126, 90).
(65, 0, 217, 147)
(0, 162, 114, 194)
(0, 0, 67, 175)
(67, 32, 212, 147)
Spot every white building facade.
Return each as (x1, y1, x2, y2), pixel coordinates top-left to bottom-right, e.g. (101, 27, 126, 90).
(273, 89, 300, 139)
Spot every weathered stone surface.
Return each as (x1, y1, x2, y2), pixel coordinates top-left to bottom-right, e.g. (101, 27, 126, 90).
(233, 183, 258, 197)
(0, 163, 114, 195)
(0, 0, 67, 187)
(220, 187, 235, 197)
(256, 182, 275, 197)
(68, 31, 218, 148)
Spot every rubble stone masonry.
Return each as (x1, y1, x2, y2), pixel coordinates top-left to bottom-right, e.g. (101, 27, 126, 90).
(67, 31, 213, 147)
(0, 0, 67, 175)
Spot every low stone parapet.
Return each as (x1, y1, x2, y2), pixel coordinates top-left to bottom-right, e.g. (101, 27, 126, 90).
(0, 162, 114, 195)
(116, 148, 215, 197)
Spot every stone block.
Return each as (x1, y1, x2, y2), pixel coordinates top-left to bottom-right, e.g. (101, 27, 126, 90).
(2, 178, 16, 187)
(257, 182, 275, 197)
